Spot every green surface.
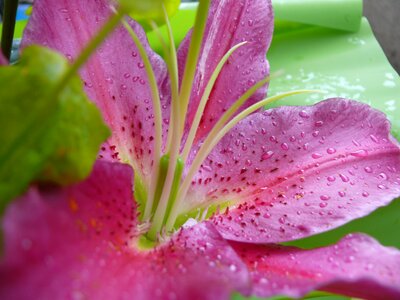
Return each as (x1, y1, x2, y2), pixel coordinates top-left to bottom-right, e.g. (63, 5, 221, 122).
(267, 18, 400, 140)
(0, 46, 109, 212)
(272, 0, 362, 32)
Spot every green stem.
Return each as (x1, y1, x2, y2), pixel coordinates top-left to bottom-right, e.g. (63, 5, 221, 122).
(147, 150, 179, 239)
(1, 0, 19, 60)
(122, 19, 164, 221)
(166, 90, 319, 230)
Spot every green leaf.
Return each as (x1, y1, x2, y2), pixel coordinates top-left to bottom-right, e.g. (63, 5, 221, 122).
(0, 45, 110, 213)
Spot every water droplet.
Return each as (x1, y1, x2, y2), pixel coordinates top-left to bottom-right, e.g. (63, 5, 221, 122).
(320, 195, 330, 201)
(138, 62, 145, 69)
(312, 153, 323, 159)
(315, 120, 324, 127)
(247, 19, 254, 26)
(378, 184, 388, 190)
(362, 191, 369, 197)
(281, 143, 289, 151)
(339, 173, 350, 182)
(350, 149, 368, 157)
(378, 172, 388, 180)
(364, 166, 373, 173)
(132, 76, 139, 82)
(299, 110, 310, 118)
(132, 51, 138, 57)
(327, 176, 336, 182)
(124, 73, 131, 79)
(263, 212, 271, 219)
(202, 165, 212, 172)
(327, 148, 336, 154)
(319, 202, 328, 208)
(229, 264, 237, 272)
(370, 134, 379, 143)
(338, 191, 346, 197)
(247, 79, 255, 86)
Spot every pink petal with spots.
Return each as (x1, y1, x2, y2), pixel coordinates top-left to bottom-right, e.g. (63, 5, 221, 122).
(22, 0, 170, 183)
(178, 0, 273, 145)
(232, 233, 400, 299)
(0, 51, 8, 65)
(0, 162, 250, 299)
(187, 98, 400, 243)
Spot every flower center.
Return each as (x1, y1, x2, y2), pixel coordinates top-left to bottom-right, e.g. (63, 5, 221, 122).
(120, 1, 315, 242)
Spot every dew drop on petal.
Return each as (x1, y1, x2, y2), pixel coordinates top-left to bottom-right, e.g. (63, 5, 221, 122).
(378, 172, 388, 180)
(327, 148, 336, 154)
(362, 191, 369, 197)
(320, 195, 331, 201)
(281, 143, 289, 151)
(364, 166, 373, 173)
(370, 134, 379, 143)
(378, 184, 388, 190)
(299, 110, 310, 118)
(350, 149, 368, 157)
(339, 173, 350, 182)
(327, 176, 336, 182)
(263, 212, 271, 219)
(312, 153, 323, 159)
(315, 120, 324, 127)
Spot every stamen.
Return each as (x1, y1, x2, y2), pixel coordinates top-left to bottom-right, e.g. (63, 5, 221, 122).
(181, 41, 248, 161)
(146, 0, 211, 240)
(160, 5, 180, 154)
(175, 0, 210, 149)
(122, 19, 164, 221)
(166, 89, 320, 231)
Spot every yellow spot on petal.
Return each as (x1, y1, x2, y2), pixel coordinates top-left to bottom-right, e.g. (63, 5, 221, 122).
(90, 218, 98, 228)
(69, 198, 79, 213)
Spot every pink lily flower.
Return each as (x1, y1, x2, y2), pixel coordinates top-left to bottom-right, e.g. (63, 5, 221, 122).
(1, 0, 400, 299)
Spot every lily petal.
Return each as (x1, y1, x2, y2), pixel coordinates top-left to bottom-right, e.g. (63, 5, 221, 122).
(187, 99, 400, 243)
(0, 52, 7, 65)
(232, 233, 400, 299)
(22, 0, 170, 183)
(0, 161, 249, 299)
(178, 0, 273, 144)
